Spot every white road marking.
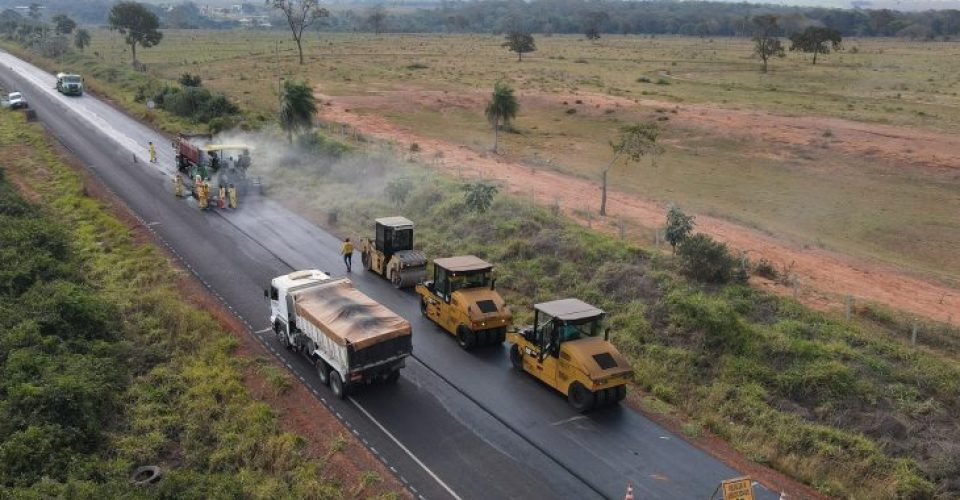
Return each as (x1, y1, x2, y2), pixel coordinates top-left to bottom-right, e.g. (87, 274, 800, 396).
(349, 397, 463, 500)
(551, 415, 588, 426)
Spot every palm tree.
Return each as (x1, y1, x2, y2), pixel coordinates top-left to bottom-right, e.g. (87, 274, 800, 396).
(74, 29, 91, 52)
(278, 80, 317, 143)
(484, 80, 518, 154)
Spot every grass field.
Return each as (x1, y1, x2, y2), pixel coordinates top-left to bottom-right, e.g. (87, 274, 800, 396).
(65, 31, 960, 281)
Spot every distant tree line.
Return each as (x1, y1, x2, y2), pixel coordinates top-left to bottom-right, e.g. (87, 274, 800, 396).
(326, 0, 960, 39)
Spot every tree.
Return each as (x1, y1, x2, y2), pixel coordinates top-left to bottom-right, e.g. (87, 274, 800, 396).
(600, 123, 662, 216)
(51, 14, 75, 35)
(462, 182, 498, 213)
(278, 80, 317, 143)
(751, 15, 784, 73)
(269, 0, 329, 65)
(501, 31, 535, 62)
(73, 29, 90, 52)
(385, 178, 413, 207)
(484, 80, 518, 154)
(664, 204, 695, 253)
(365, 4, 387, 34)
(108, 2, 162, 64)
(27, 3, 41, 21)
(583, 11, 607, 40)
(789, 26, 842, 65)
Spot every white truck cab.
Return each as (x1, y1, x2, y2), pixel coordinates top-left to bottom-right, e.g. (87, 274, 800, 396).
(265, 269, 412, 398)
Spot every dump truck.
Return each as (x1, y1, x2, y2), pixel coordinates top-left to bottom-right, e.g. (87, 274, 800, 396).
(507, 299, 633, 412)
(173, 133, 253, 205)
(267, 270, 412, 397)
(55, 73, 83, 96)
(416, 255, 512, 349)
(360, 217, 427, 288)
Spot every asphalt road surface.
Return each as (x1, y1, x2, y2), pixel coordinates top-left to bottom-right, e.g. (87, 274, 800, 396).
(0, 51, 777, 500)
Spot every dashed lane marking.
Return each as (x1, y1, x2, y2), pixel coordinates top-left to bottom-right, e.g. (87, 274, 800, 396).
(349, 397, 463, 500)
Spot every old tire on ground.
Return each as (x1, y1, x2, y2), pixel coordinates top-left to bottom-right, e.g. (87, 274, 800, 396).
(509, 344, 523, 371)
(130, 465, 163, 485)
(568, 382, 596, 413)
(316, 360, 330, 386)
(384, 369, 400, 385)
(457, 325, 476, 350)
(330, 371, 347, 399)
(361, 251, 371, 271)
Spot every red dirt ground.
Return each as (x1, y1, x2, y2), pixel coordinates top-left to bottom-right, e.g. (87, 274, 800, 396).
(316, 89, 959, 324)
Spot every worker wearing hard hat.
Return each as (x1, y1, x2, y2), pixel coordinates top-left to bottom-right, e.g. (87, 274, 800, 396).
(228, 184, 238, 209)
(148, 142, 156, 163)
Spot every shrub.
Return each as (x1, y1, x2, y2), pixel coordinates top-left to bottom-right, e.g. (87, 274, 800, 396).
(178, 73, 202, 87)
(676, 233, 736, 284)
(636, 76, 652, 83)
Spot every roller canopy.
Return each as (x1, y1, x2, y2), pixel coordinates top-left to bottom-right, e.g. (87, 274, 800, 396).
(294, 278, 411, 350)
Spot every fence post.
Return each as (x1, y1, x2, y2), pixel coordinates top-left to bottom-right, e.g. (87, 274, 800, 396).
(618, 218, 625, 240)
(845, 295, 853, 321)
(911, 319, 918, 345)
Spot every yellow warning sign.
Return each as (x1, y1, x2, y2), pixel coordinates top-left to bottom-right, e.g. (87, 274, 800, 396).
(721, 476, 754, 500)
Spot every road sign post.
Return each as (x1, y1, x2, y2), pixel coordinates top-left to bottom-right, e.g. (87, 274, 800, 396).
(720, 476, 755, 500)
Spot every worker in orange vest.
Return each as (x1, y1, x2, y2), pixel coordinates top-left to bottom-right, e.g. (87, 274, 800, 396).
(218, 185, 226, 209)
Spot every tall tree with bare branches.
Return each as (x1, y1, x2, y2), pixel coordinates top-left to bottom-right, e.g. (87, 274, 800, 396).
(269, 0, 329, 65)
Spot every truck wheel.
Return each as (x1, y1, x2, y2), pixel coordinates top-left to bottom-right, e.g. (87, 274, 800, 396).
(384, 369, 400, 385)
(614, 385, 627, 403)
(595, 387, 610, 407)
(496, 329, 506, 344)
(456, 325, 476, 350)
(390, 270, 402, 288)
(330, 372, 347, 399)
(568, 382, 596, 413)
(509, 344, 523, 372)
(316, 360, 330, 386)
(361, 251, 371, 271)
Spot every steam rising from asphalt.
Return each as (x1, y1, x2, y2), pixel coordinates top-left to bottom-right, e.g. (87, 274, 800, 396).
(213, 129, 400, 197)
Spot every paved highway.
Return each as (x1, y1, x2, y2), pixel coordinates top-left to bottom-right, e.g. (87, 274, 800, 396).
(0, 51, 776, 500)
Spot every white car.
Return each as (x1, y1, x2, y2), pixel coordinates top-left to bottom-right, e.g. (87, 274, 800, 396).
(7, 92, 27, 110)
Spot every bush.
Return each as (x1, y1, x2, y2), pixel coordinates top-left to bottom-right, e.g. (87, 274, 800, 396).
(178, 73, 202, 87)
(676, 233, 736, 284)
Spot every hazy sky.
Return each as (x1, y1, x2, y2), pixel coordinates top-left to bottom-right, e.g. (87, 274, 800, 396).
(706, 0, 960, 10)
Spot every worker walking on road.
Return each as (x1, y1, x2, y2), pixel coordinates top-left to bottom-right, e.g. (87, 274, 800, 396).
(341, 238, 354, 272)
(218, 185, 226, 209)
(148, 141, 157, 163)
(227, 183, 237, 209)
(173, 174, 183, 197)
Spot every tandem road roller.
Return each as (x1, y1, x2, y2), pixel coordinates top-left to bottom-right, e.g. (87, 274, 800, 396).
(360, 217, 427, 288)
(507, 299, 633, 412)
(416, 255, 512, 349)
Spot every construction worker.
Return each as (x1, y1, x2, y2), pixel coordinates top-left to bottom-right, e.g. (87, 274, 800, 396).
(227, 183, 238, 209)
(196, 177, 208, 209)
(148, 141, 156, 163)
(341, 238, 354, 273)
(173, 174, 183, 197)
(218, 185, 226, 209)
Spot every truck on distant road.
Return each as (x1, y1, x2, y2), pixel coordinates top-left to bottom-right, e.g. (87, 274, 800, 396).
(55, 73, 83, 96)
(266, 270, 412, 398)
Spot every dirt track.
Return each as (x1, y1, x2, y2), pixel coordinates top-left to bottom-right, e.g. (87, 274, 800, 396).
(316, 90, 959, 324)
